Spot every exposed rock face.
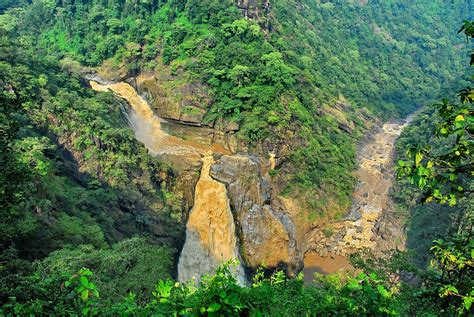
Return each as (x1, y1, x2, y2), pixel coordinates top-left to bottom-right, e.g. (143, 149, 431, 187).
(210, 155, 301, 273)
(89, 80, 233, 211)
(90, 79, 250, 282)
(237, 0, 271, 20)
(90, 75, 320, 279)
(90, 75, 404, 282)
(137, 72, 211, 125)
(178, 156, 245, 284)
(136, 71, 243, 153)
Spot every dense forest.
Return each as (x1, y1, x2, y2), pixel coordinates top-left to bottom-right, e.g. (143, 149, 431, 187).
(1, 0, 469, 214)
(0, 0, 473, 316)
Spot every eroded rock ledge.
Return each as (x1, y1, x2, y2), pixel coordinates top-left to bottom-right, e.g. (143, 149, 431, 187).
(211, 155, 302, 274)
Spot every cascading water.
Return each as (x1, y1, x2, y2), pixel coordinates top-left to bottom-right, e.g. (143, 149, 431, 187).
(89, 81, 202, 157)
(177, 155, 246, 284)
(89, 80, 246, 284)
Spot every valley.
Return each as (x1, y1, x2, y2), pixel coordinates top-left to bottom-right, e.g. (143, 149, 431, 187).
(304, 118, 411, 278)
(91, 75, 411, 283)
(1, 0, 471, 315)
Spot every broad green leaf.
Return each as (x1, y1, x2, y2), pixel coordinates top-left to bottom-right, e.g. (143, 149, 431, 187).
(79, 276, 88, 285)
(464, 296, 473, 310)
(81, 290, 89, 301)
(418, 177, 427, 188)
(415, 152, 423, 166)
(208, 303, 221, 312)
(377, 285, 390, 298)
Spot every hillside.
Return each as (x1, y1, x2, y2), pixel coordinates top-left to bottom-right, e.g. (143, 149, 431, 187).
(1, 1, 466, 214)
(0, 0, 472, 315)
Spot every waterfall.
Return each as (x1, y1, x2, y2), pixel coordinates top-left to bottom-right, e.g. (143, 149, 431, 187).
(178, 155, 246, 284)
(89, 79, 246, 284)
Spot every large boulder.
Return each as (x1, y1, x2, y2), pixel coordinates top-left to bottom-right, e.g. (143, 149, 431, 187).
(210, 155, 301, 273)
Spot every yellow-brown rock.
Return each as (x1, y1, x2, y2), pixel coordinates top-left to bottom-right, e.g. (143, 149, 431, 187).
(211, 155, 297, 270)
(178, 155, 245, 283)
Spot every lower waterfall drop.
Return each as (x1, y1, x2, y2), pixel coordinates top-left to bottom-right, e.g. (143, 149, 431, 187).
(178, 154, 246, 284)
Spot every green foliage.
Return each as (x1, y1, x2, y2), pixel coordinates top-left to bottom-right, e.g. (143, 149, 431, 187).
(65, 268, 100, 316)
(1, 262, 403, 316)
(430, 236, 474, 314)
(0, 31, 180, 306)
(1, 0, 467, 218)
(39, 238, 174, 303)
(395, 21, 474, 315)
(0, 2, 472, 315)
(397, 97, 472, 206)
(459, 20, 474, 66)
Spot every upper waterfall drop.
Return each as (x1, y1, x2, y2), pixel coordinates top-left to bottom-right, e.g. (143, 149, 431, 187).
(89, 80, 204, 157)
(178, 154, 246, 284)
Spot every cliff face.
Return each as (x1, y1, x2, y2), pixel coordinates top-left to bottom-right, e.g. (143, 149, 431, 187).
(210, 155, 301, 274)
(136, 70, 243, 154)
(236, 0, 271, 20)
(136, 72, 210, 126)
(90, 68, 392, 280)
(90, 75, 307, 277)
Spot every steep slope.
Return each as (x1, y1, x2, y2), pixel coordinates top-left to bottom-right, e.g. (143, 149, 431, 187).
(0, 35, 181, 303)
(3, 0, 467, 218)
(0, 0, 471, 299)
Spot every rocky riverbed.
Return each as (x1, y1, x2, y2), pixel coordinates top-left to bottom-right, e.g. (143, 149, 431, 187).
(303, 119, 411, 277)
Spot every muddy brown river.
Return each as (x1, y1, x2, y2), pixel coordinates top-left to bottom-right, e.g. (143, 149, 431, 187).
(303, 119, 411, 279)
(90, 79, 412, 282)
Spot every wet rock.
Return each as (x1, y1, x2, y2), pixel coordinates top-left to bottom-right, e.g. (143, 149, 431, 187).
(211, 155, 300, 271)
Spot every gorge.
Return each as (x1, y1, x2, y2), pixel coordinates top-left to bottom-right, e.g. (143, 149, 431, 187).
(90, 77, 412, 282)
(89, 77, 298, 281)
(2, 0, 471, 314)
